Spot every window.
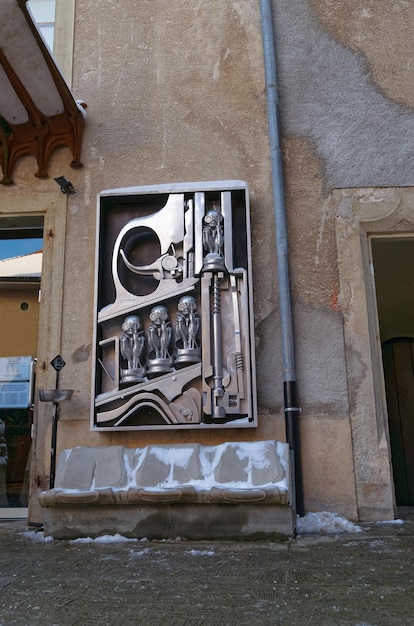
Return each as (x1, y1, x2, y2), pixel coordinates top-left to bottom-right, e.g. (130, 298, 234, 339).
(28, 0, 75, 86)
(27, 0, 56, 50)
(0, 217, 43, 261)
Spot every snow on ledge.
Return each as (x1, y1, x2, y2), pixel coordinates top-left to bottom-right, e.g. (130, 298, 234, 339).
(39, 441, 291, 507)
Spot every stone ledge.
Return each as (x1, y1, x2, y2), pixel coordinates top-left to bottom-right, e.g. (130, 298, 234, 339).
(40, 485, 288, 506)
(39, 440, 291, 507)
(39, 441, 294, 539)
(42, 502, 294, 540)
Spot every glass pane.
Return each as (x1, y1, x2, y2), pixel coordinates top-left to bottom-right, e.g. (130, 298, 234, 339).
(27, 0, 55, 50)
(37, 24, 54, 50)
(0, 239, 43, 261)
(27, 0, 55, 23)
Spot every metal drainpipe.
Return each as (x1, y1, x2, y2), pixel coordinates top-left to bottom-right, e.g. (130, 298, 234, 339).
(260, 0, 304, 517)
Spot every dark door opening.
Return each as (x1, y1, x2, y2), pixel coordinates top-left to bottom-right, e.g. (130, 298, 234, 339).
(382, 338, 414, 505)
(372, 237, 414, 506)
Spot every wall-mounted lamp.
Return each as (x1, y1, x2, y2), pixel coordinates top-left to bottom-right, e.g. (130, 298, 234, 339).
(54, 176, 75, 194)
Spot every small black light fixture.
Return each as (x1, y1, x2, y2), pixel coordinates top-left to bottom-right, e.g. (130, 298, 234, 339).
(54, 176, 75, 194)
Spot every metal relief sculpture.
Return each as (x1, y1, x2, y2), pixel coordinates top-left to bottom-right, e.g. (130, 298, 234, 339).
(92, 182, 257, 430)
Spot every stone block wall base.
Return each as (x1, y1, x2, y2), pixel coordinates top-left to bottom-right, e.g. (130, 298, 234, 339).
(43, 503, 294, 541)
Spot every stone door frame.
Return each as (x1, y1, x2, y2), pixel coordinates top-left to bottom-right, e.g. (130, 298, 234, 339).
(334, 187, 414, 520)
(0, 192, 68, 523)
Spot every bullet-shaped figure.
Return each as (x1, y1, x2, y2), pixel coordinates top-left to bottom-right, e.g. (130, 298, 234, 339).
(120, 315, 145, 383)
(146, 305, 173, 377)
(174, 295, 201, 368)
(203, 208, 224, 257)
(176, 296, 200, 350)
(202, 207, 226, 273)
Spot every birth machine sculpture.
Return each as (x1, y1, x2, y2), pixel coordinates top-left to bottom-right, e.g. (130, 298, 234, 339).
(92, 181, 257, 430)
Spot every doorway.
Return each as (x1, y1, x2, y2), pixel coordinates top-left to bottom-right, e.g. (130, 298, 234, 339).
(371, 237, 414, 506)
(0, 216, 43, 518)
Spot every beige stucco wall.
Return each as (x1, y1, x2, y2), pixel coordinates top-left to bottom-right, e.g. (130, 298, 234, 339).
(59, 0, 280, 436)
(61, 0, 362, 521)
(9, 0, 414, 523)
(311, 0, 414, 109)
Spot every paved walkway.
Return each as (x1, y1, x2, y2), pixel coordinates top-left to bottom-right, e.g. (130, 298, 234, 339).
(1, 519, 414, 625)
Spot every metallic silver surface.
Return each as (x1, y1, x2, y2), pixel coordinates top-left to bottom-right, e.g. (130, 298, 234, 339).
(92, 182, 256, 430)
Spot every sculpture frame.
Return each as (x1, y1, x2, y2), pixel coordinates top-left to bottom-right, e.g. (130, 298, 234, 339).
(91, 181, 257, 430)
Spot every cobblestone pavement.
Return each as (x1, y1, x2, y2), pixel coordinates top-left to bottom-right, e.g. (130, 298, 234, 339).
(1, 519, 414, 625)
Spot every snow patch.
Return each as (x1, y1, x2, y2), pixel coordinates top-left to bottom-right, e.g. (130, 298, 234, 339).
(186, 549, 215, 556)
(150, 445, 195, 469)
(296, 511, 363, 535)
(129, 548, 151, 556)
(21, 531, 54, 542)
(235, 440, 273, 470)
(70, 534, 138, 544)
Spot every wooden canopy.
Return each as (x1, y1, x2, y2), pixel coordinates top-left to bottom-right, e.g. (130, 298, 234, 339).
(0, 0, 85, 184)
